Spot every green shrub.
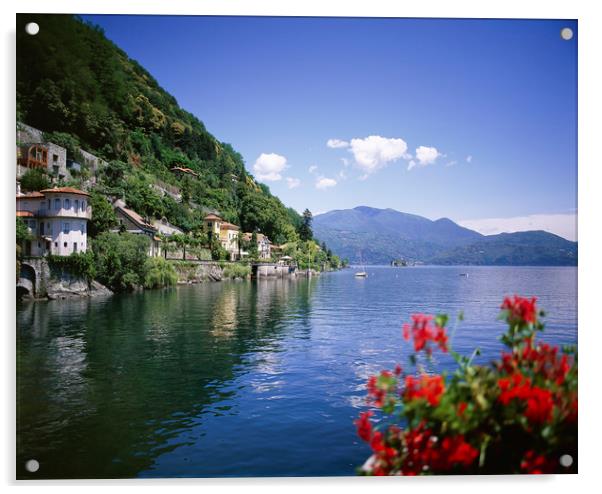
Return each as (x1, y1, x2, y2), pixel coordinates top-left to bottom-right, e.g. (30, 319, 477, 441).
(91, 232, 150, 291)
(48, 251, 96, 280)
(223, 263, 251, 279)
(20, 168, 50, 192)
(144, 257, 178, 288)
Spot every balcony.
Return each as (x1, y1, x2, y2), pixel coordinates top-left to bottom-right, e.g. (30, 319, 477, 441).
(34, 208, 91, 220)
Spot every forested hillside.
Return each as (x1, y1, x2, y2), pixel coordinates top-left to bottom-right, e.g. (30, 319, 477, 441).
(16, 14, 302, 244)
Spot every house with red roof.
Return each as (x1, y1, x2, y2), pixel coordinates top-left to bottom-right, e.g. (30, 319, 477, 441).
(16, 187, 91, 257)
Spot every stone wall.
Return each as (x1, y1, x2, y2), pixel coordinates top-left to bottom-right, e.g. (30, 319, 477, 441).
(172, 261, 224, 283)
(17, 258, 112, 300)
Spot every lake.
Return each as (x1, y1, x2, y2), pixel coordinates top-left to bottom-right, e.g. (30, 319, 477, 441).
(16, 266, 577, 478)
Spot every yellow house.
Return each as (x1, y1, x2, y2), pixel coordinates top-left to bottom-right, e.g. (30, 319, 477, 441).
(203, 213, 240, 260)
(220, 222, 240, 260)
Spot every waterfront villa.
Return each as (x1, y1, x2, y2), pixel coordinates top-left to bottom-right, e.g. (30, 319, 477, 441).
(241, 232, 272, 259)
(203, 213, 241, 260)
(113, 200, 162, 257)
(219, 222, 240, 261)
(16, 187, 91, 257)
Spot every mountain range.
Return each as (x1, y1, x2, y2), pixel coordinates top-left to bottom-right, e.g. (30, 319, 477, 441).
(313, 206, 577, 266)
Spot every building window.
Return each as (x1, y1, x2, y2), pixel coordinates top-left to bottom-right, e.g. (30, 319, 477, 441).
(64, 242, 67, 248)
(47, 199, 51, 210)
(74, 199, 79, 212)
(53, 154, 58, 162)
(82, 200, 86, 212)
(63, 222, 70, 234)
(82, 223, 86, 233)
(40, 223, 44, 235)
(54, 198, 60, 210)
(64, 198, 71, 210)
(54, 242, 58, 247)
(73, 242, 77, 253)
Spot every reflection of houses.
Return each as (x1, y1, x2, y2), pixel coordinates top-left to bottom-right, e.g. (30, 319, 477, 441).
(112, 200, 161, 257)
(241, 233, 272, 259)
(202, 213, 240, 261)
(16, 187, 91, 257)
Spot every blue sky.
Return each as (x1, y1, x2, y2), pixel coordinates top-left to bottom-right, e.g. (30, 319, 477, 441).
(83, 15, 577, 239)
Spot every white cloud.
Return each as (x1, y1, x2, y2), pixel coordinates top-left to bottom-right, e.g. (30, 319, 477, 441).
(458, 213, 577, 241)
(253, 153, 287, 181)
(308, 165, 318, 174)
(285, 177, 301, 189)
(415, 146, 441, 166)
(327, 138, 349, 149)
(338, 169, 347, 180)
(315, 177, 337, 189)
(349, 135, 409, 174)
(407, 160, 416, 171)
(466, 155, 473, 163)
(445, 160, 458, 167)
(341, 157, 349, 167)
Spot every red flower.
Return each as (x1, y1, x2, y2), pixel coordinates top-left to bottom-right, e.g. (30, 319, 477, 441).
(501, 295, 538, 325)
(355, 411, 373, 442)
(405, 374, 445, 406)
(441, 436, 479, 467)
(524, 387, 554, 424)
(520, 450, 556, 474)
(498, 373, 554, 425)
(402, 314, 449, 355)
(458, 402, 468, 416)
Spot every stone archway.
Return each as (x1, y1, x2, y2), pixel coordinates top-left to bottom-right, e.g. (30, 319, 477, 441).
(17, 262, 37, 299)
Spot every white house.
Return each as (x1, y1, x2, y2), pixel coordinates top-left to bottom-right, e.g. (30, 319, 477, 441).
(16, 187, 91, 257)
(112, 199, 162, 257)
(241, 232, 272, 259)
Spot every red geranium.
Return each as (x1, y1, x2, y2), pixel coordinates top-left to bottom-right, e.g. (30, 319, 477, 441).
(355, 295, 577, 476)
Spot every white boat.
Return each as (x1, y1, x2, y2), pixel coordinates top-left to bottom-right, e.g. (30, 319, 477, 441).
(355, 252, 368, 277)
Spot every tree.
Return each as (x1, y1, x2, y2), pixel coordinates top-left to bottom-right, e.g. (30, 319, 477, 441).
(20, 168, 50, 192)
(299, 209, 313, 241)
(88, 191, 118, 237)
(91, 232, 150, 291)
(249, 231, 259, 260)
(16, 217, 32, 280)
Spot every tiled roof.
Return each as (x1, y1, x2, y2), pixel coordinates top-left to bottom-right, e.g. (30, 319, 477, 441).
(118, 206, 156, 231)
(16, 192, 44, 199)
(171, 166, 199, 177)
(16, 211, 34, 217)
(204, 213, 222, 221)
(220, 222, 240, 230)
(40, 186, 90, 196)
(242, 232, 269, 242)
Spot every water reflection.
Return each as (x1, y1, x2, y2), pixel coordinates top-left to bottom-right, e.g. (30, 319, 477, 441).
(16, 267, 576, 479)
(17, 278, 315, 479)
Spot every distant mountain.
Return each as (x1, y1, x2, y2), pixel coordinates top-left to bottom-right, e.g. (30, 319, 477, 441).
(313, 206, 577, 266)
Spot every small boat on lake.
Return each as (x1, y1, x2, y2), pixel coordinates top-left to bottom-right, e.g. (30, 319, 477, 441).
(355, 252, 368, 277)
(460, 273, 469, 277)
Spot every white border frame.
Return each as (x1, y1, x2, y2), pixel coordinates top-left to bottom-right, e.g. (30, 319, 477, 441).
(2, 1, 600, 492)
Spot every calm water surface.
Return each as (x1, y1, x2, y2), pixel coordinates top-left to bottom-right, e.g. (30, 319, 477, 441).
(16, 266, 577, 478)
